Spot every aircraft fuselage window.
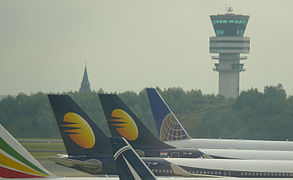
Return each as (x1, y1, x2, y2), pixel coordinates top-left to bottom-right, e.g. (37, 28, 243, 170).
(150, 167, 293, 178)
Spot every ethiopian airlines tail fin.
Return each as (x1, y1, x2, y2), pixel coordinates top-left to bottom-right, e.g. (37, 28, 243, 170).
(48, 94, 112, 158)
(146, 88, 190, 141)
(110, 137, 157, 180)
(98, 94, 172, 150)
(0, 124, 55, 178)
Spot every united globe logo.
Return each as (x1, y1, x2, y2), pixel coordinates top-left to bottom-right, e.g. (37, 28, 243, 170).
(160, 113, 187, 141)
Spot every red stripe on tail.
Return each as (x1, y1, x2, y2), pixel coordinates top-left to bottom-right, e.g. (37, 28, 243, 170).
(0, 166, 45, 178)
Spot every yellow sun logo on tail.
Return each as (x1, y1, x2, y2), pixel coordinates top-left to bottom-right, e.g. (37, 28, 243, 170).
(62, 112, 95, 149)
(110, 109, 139, 141)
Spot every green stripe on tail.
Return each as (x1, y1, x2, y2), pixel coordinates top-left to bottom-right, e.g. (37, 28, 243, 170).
(0, 137, 48, 176)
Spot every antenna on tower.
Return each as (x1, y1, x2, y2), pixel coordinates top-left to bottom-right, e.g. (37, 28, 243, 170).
(225, 0, 233, 14)
(84, 59, 88, 67)
(226, 7, 233, 14)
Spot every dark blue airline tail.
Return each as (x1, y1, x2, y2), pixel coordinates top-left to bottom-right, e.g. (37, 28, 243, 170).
(146, 88, 190, 141)
(48, 94, 112, 158)
(98, 94, 172, 150)
(110, 137, 157, 180)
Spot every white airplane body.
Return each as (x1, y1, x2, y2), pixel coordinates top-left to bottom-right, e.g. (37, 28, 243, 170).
(167, 138, 293, 151)
(166, 158, 293, 173)
(198, 148, 293, 160)
(146, 88, 293, 154)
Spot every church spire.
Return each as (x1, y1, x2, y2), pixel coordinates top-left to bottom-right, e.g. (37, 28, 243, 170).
(79, 65, 91, 92)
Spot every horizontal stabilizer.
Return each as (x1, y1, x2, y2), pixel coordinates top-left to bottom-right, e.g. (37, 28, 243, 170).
(201, 153, 214, 159)
(49, 156, 102, 174)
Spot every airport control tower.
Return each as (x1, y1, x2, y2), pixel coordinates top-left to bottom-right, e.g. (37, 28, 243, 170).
(210, 8, 250, 98)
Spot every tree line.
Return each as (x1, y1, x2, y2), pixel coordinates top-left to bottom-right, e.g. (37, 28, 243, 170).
(1, 84, 293, 141)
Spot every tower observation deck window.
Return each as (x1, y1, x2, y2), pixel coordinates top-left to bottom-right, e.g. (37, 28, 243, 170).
(213, 19, 248, 25)
(216, 30, 224, 35)
(211, 14, 249, 37)
(228, 19, 234, 23)
(236, 30, 245, 36)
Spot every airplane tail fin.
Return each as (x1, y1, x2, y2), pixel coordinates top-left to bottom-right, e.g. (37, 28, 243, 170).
(48, 94, 112, 158)
(146, 88, 190, 141)
(98, 94, 172, 150)
(0, 124, 54, 178)
(110, 137, 157, 180)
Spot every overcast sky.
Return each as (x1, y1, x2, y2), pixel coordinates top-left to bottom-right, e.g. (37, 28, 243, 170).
(0, 0, 292, 95)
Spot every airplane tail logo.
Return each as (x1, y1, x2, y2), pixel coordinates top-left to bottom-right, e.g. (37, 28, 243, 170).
(110, 109, 139, 141)
(62, 112, 95, 149)
(48, 94, 113, 157)
(110, 137, 156, 180)
(146, 88, 190, 141)
(160, 113, 189, 141)
(0, 124, 53, 178)
(99, 93, 172, 149)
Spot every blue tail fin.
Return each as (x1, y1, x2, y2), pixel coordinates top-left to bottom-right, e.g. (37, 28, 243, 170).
(146, 88, 190, 141)
(110, 137, 156, 180)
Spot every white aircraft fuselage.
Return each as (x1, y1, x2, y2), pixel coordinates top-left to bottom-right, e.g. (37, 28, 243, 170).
(167, 138, 293, 151)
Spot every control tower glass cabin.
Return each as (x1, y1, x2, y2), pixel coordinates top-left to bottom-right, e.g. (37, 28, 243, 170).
(209, 11, 250, 98)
